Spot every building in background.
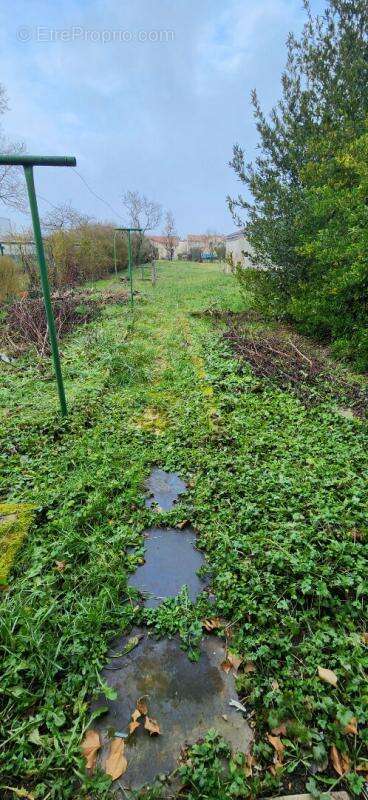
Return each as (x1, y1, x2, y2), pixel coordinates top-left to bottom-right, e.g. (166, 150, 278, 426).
(225, 231, 256, 268)
(148, 232, 228, 261)
(148, 235, 180, 259)
(187, 233, 225, 260)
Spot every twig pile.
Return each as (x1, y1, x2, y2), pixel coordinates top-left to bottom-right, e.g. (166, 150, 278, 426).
(223, 321, 368, 417)
(224, 326, 324, 386)
(3, 287, 130, 356)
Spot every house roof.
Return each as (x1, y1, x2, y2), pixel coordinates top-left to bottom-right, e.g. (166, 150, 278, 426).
(187, 233, 225, 243)
(148, 235, 180, 245)
(225, 231, 246, 240)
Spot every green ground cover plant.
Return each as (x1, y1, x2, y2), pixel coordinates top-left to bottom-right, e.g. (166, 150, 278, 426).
(0, 262, 367, 799)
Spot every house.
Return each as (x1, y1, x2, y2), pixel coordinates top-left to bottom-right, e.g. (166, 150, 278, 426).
(187, 234, 225, 256)
(225, 231, 256, 268)
(148, 235, 180, 259)
(147, 232, 226, 260)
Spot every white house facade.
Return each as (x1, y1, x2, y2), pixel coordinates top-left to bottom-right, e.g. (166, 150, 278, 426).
(225, 231, 257, 268)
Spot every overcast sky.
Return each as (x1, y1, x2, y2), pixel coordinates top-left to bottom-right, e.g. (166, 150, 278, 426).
(0, 0, 325, 237)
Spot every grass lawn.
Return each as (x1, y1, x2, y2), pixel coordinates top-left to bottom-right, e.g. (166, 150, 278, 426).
(0, 261, 367, 799)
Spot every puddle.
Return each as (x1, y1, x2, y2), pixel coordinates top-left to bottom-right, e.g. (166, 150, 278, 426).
(89, 470, 240, 793)
(145, 468, 187, 511)
(93, 630, 253, 794)
(129, 527, 205, 607)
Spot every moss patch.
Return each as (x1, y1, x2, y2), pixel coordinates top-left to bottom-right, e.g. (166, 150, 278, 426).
(0, 502, 35, 585)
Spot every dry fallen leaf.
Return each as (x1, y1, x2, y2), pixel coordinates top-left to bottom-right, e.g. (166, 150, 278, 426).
(229, 699, 247, 713)
(54, 560, 66, 572)
(267, 733, 285, 771)
(177, 520, 189, 529)
(144, 716, 161, 736)
(81, 729, 101, 772)
(129, 719, 140, 734)
(244, 661, 256, 674)
(344, 716, 358, 735)
(137, 696, 148, 716)
(330, 745, 350, 776)
(318, 666, 338, 686)
(203, 617, 222, 632)
(267, 734, 285, 757)
(129, 707, 141, 734)
(243, 753, 255, 778)
(221, 651, 242, 675)
(105, 737, 128, 780)
(361, 632, 368, 644)
(356, 762, 368, 772)
(271, 723, 287, 736)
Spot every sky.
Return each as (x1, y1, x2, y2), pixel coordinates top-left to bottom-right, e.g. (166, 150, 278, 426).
(0, 0, 326, 237)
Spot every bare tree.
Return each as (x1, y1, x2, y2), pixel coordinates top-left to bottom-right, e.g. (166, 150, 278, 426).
(162, 210, 177, 261)
(0, 85, 27, 211)
(122, 190, 162, 277)
(122, 190, 162, 234)
(42, 201, 92, 233)
(204, 230, 219, 261)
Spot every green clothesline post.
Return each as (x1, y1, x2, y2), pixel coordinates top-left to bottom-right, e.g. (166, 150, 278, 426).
(0, 154, 76, 416)
(113, 229, 119, 277)
(115, 227, 142, 307)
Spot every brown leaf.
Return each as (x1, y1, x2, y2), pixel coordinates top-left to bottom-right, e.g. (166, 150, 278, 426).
(344, 716, 358, 735)
(330, 745, 350, 776)
(81, 729, 101, 772)
(203, 617, 222, 632)
(54, 561, 66, 572)
(361, 632, 368, 644)
(177, 520, 189, 529)
(131, 708, 141, 722)
(356, 762, 368, 772)
(271, 723, 287, 736)
(221, 651, 242, 675)
(137, 697, 148, 716)
(129, 719, 140, 734)
(243, 753, 255, 778)
(244, 661, 256, 673)
(228, 652, 242, 672)
(144, 716, 161, 736)
(318, 666, 338, 686)
(105, 737, 128, 780)
(267, 734, 285, 756)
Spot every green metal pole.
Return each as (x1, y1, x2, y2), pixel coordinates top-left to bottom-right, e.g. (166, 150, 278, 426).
(113, 230, 118, 277)
(127, 229, 134, 307)
(24, 165, 67, 416)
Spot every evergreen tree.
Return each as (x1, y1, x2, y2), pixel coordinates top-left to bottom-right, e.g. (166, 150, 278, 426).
(228, 1, 368, 284)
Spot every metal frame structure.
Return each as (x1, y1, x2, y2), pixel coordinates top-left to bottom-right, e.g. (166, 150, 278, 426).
(0, 239, 35, 256)
(114, 227, 142, 307)
(0, 154, 76, 415)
